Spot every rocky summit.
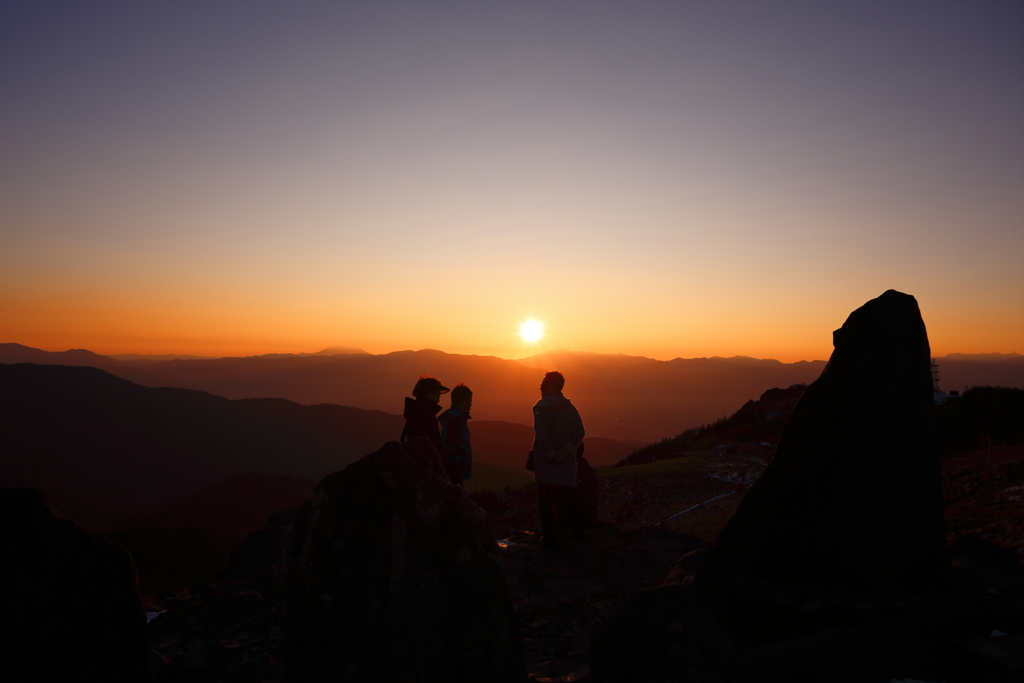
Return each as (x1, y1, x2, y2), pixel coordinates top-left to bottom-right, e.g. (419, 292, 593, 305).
(0, 488, 151, 682)
(283, 437, 526, 682)
(717, 289, 945, 589)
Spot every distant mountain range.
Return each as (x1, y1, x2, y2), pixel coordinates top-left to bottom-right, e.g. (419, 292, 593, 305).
(108, 345, 370, 362)
(3, 343, 1020, 441)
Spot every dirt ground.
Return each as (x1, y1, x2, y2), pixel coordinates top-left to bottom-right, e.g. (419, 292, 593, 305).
(943, 443, 1024, 561)
(481, 441, 1024, 559)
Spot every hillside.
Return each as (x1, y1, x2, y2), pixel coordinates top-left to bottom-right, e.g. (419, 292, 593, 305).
(0, 363, 408, 528)
(122, 472, 317, 531)
(622, 383, 809, 466)
(540, 384, 1024, 557)
(0, 362, 633, 530)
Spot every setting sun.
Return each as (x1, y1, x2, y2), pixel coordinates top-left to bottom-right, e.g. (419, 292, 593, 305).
(520, 320, 544, 343)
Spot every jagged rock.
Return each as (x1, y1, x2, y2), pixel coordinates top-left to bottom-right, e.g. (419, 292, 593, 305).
(588, 548, 742, 683)
(588, 583, 741, 682)
(717, 290, 945, 589)
(283, 438, 526, 682)
(226, 506, 301, 582)
(585, 292, 1015, 681)
(0, 488, 150, 681)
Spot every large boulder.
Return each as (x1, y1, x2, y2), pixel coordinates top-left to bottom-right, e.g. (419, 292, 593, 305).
(588, 548, 743, 683)
(717, 290, 945, 588)
(283, 438, 526, 682)
(0, 488, 150, 681)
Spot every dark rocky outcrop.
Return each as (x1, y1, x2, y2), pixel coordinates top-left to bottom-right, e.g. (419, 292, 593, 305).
(226, 506, 302, 582)
(148, 579, 288, 683)
(0, 488, 150, 681)
(147, 509, 298, 683)
(502, 523, 711, 679)
(587, 542, 1023, 683)
(148, 501, 709, 682)
(283, 438, 526, 682)
(588, 548, 742, 683)
(587, 292, 1024, 682)
(717, 290, 945, 589)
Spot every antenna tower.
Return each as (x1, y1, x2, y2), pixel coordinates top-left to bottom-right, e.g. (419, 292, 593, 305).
(931, 358, 941, 393)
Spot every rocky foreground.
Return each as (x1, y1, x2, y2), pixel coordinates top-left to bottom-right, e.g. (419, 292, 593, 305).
(148, 514, 708, 682)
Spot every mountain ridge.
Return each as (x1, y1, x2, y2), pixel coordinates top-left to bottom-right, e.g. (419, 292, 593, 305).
(3, 343, 1021, 441)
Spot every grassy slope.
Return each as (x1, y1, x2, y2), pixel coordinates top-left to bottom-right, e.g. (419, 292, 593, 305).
(943, 444, 1024, 561)
(472, 453, 769, 546)
(476, 386, 1024, 556)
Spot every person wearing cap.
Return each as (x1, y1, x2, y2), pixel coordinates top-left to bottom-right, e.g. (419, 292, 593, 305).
(400, 374, 449, 453)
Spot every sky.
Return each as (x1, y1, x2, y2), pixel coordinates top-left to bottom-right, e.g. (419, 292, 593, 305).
(1, 1, 1021, 362)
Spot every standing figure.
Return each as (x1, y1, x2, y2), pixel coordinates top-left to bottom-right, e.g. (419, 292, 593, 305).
(401, 374, 449, 453)
(439, 383, 473, 487)
(530, 371, 585, 548)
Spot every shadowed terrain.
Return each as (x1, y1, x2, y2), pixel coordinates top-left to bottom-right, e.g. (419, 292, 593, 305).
(0, 363, 636, 530)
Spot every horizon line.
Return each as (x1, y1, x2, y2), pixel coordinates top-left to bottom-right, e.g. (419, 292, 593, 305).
(5, 341, 1021, 366)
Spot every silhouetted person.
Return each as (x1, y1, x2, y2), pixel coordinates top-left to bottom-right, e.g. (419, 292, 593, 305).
(401, 375, 449, 453)
(530, 371, 585, 548)
(439, 382, 473, 487)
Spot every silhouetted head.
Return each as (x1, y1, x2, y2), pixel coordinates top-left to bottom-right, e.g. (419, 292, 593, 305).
(451, 382, 473, 413)
(412, 374, 449, 403)
(540, 371, 565, 396)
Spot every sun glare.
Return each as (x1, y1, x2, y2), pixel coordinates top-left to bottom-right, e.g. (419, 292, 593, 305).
(520, 320, 544, 343)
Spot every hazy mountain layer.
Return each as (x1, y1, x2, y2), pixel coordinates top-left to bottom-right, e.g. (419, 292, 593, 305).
(3, 343, 1020, 442)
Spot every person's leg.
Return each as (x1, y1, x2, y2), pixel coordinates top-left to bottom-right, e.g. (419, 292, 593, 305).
(560, 487, 582, 537)
(546, 486, 577, 548)
(537, 484, 557, 544)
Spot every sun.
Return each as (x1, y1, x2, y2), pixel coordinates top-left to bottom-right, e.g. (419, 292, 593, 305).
(520, 320, 544, 343)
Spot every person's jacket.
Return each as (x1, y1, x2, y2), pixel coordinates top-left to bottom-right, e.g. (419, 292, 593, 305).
(530, 392, 585, 488)
(401, 396, 443, 452)
(438, 407, 472, 481)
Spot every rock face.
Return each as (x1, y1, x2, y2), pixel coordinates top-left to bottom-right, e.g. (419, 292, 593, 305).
(283, 438, 526, 682)
(588, 548, 742, 683)
(227, 506, 302, 582)
(586, 291, 1024, 682)
(0, 488, 150, 681)
(717, 290, 945, 588)
(147, 509, 298, 683)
